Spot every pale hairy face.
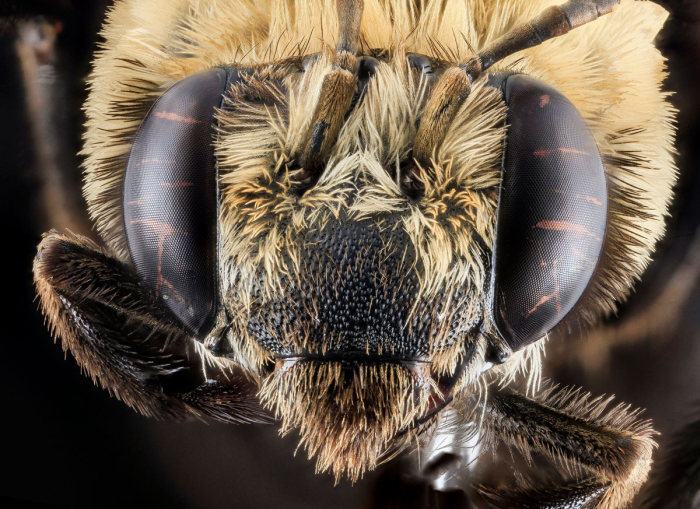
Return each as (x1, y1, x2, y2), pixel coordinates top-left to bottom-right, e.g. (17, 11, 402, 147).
(209, 53, 507, 479)
(79, 0, 676, 483)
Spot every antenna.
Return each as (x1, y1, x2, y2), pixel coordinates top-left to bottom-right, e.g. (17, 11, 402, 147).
(296, 0, 364, 187)
(414, 0, 620, 164)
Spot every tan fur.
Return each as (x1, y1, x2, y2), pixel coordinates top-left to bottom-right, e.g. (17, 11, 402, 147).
(298, 50, 358, 170)
(81, 0, 675, 488)
(259, 360, 438, 482)
(216, 59, 502, 378)
(412, 67, 472, 162)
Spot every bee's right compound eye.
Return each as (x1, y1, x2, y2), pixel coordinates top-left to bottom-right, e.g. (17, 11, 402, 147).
(123, 68, 241, 336)
(490, 74, 608, 350)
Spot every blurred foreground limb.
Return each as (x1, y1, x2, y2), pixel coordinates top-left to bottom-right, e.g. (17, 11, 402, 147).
(15, 18, 93, 236)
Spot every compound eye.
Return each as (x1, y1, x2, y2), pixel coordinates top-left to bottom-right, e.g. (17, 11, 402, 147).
(123, 68, 233, 336)
(491, 74, 607, 349)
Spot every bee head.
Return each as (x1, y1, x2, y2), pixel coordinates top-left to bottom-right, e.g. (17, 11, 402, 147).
(119, 0, 611, 481)
(209, 52, 506, 480)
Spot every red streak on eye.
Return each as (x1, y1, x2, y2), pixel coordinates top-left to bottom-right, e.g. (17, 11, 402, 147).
(526, 293, 556, 318)
(525, 259, 562, 318)
(129, 219, 188, 299)
(533, 220, 601, 241)
(539, 94, 550, 107)
(158, 277, 186, 303)
(130, 219, 178, 237)
(552, 189, 603, 206)
(533, 147, 589, 158)
(584, 195, 603, 206)
(155, 111, 202, 124)
(159, 182, 195, 188)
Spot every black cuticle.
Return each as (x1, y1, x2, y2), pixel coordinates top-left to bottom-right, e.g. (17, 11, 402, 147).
(400, 159, 425, 200)
(485, 340, 510, 365)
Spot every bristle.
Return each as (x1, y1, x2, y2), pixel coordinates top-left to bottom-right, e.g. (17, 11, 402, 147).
(259, 361, 439, 482)
(491, 338, 546, 396)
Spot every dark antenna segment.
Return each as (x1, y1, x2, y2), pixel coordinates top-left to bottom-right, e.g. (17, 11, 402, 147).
(413, 0, 620, 164)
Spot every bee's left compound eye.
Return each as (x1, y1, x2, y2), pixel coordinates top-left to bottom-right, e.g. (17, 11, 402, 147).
(490, 74, 608, 350)
(123, 68, 240, 336)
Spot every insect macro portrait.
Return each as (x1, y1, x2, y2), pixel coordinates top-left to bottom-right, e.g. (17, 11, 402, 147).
(18, 0, 696, 506)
